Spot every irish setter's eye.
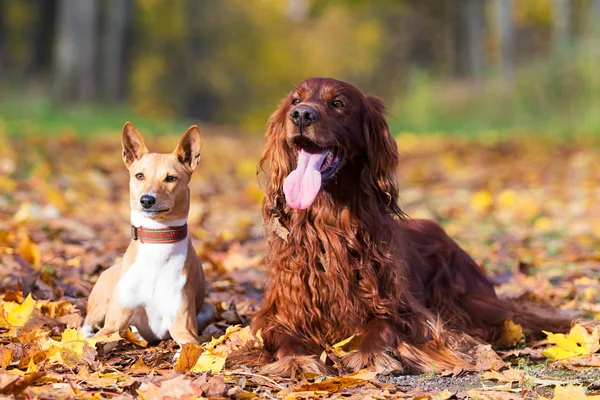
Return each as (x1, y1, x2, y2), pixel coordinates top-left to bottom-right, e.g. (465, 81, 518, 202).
(332, 100, 344, 108)
(292, 98, 301, 105)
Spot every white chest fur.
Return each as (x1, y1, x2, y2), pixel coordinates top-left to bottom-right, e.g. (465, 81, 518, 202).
(117, 213, 188, 340)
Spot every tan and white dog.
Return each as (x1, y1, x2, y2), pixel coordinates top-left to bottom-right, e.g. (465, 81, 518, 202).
(82, 122, 215, 346)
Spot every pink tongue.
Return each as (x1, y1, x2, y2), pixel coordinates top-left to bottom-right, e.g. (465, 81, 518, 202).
(283, 149, 328, 209)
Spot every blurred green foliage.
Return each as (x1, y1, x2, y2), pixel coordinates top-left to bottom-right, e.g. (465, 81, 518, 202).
(391, 42, 600, 137)
(1, 0, 600, 137)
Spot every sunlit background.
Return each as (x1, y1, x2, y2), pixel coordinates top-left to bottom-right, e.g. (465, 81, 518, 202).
(0, 2, 599, 395)
(1, 0, 600, 136)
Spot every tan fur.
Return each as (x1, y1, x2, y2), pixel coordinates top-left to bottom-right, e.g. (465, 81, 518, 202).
(83, 122, 213, 346)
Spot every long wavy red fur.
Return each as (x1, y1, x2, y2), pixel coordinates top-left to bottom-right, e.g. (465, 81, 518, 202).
(244, 77, 572, 377)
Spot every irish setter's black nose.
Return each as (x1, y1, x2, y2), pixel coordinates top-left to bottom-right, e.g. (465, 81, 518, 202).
(290, 105, 318, 127)
(140, 195, 156, 209)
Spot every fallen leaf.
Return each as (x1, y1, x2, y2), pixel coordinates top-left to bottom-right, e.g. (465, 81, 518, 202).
(0, 346, 13, 368)
(123, 328, 148, 348)
(174, 343, 202, 372)
(190, 352, 226, 373)
(0, 293, 36, 328)
(542, 324, 600, 360)
(498, 320, 524, 347)
(40, 328, 98, 367)
(17, 231, 41, 266)
(0, 371, 45, 395)
(483, 368, 525, 383)
(554, 384, 600, 400)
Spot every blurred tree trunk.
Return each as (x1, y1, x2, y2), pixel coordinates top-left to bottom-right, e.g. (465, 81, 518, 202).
(494, 0, 514, 82)
(184, 0, 217, 120)
(553, 0, 570, 52)
(587, 0, 600, 38)
(454, 0, 485, 81)
(101, 0, 132, 102)
(0, 0, 5, 76)
(29, 0, 57, 78)
(53, 0, 100, 102)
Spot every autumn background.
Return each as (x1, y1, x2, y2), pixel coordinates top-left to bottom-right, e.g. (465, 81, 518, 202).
(0, 0, 599, 399)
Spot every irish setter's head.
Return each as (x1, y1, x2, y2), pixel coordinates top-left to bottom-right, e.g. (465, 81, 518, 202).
(260, 77, 401, 216)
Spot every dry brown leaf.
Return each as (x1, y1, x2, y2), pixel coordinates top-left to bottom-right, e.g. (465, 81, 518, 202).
(0, 345, 13, 368)
(173, 342, 202, 372)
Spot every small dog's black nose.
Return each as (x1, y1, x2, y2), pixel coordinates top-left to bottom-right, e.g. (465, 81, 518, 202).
(290, 105, 318, 127)
(140, 195, 156, 209)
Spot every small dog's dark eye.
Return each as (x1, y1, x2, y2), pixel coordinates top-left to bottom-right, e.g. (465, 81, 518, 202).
(165, 175, 177, 183)
(135, 173, 144, 180)
(332, 100, 343, 108)
(292, 98, 301, 105)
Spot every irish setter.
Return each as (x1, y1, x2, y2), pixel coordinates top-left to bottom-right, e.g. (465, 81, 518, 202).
(250, 77, 572, 377)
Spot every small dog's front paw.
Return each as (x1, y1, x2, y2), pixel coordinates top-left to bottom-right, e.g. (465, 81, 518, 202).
(342, 351, 403, 374)
(260, 355, 328, 377)
(80, 325, 95, 338)
(172, 347, 182, 363)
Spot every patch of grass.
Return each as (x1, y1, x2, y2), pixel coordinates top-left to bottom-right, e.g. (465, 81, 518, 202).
(0, 94, 188, 137)
(389, 42, 600, 139)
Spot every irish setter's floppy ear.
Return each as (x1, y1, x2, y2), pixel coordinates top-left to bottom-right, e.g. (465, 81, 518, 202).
(259, 95, 295, 215)
(363, 96, 402, 216)
(122, 122, 148, 168)
(174, 125, 202, 172)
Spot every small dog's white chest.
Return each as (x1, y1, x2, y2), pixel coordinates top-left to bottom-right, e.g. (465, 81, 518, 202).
(117, 240, 188, 340)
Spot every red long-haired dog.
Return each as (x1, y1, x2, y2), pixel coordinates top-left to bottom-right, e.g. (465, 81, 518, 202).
(250, 77, 572, 377)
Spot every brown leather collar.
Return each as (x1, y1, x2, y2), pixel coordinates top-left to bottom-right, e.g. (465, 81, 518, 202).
(131, 224, 188, 244)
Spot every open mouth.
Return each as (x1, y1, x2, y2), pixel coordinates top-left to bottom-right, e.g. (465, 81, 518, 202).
(283, 136, 345, 210)
(293, 136, 343, 180)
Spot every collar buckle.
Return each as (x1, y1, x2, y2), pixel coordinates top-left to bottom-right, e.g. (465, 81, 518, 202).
(131, 225, 139, 241)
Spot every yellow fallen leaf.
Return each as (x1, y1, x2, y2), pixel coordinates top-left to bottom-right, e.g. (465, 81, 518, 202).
(333, 335, 356, 349)
(498, 320, 524, 346)
(188, 325, 256, 373)
(553, 384, 600, 400)
(26, 357, 37, 373)
(328, 335, 361, 358)
(41, 328, 98, 367)
(471, 190, 493, 214)
(542, 324, 600, 360)
(435, 389, 455, 400)
(0, 293, 36, 328)
(46, 187, 67, 212)
(497, 189, 517, 209)
(190, 353, 226, 373)
(18, 232, 41, 266)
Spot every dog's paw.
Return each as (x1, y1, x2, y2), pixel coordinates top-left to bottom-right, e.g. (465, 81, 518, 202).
(259, 355, 328, 378)
(80, 324, 95, 338)
(342, 351, 404, 374)
(172, 347, 182, 363)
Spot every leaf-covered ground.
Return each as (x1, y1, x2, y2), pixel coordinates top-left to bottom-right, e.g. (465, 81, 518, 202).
(0, 130, 599, 399)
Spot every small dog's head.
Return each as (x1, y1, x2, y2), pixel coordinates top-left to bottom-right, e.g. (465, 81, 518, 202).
(121, 122, 201, 221)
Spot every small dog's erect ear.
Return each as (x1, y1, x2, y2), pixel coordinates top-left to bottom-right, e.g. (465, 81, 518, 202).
(174, 125, 202, 171)
(122, 122, 148, 168)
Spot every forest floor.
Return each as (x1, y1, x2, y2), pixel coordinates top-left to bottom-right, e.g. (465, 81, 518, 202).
(0, 129, 599, 399)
